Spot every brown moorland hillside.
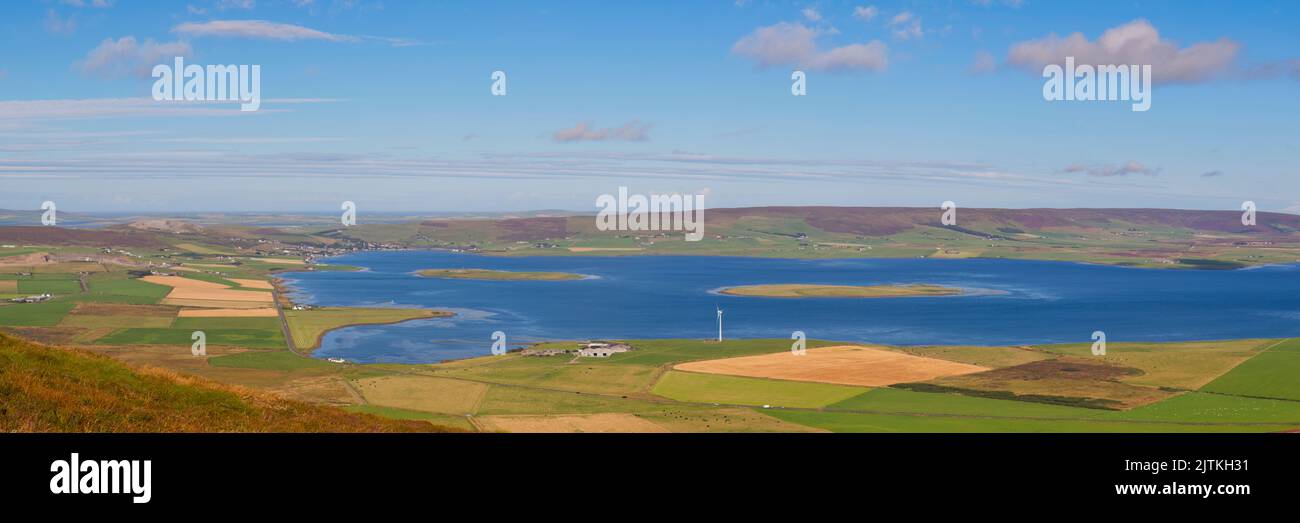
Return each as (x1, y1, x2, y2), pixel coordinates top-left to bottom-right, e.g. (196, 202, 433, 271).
(0, 333, 461, 433)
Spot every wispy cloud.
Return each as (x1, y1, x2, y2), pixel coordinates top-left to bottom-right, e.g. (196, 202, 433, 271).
(1062, 161, 1160, 177)
(552, 121, 652, 143)
(852, 6, 878, 22)
(888, 11, 923, 40)
(45, 10, 77, 35)
(216, 0, 255, 9)
(172, 19, 357, 42)
(77, 37, 192, 78)
(732, 22, 887, 72)
(968, 50, 996, 74)
(1008, 19, 1240, 84)
(59, 0, 114, 7)
(171, 19, 426, 46)
(0, 97, 337, 121)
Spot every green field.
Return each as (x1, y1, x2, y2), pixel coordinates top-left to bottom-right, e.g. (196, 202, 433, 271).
(1201, 339, 1300, 401)
(95, 328, 285, 348)
(209, 350, 335, 371)
(284, 307, 448, 351)
(653, 370, 866, 408)
(0, 300, 77, 326)
(171, 317, 283, 330)
(84, 277, 172, 303)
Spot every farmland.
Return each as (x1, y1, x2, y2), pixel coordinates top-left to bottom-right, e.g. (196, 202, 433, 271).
(2, 215, 1300, 432)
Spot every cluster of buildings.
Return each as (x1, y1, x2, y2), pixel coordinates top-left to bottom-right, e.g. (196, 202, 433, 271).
(8, 293, 51, 304)
(521, 341, 635, 358)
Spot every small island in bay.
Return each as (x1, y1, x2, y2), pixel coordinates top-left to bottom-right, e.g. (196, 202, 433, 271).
(416, 268, 587, 281)
(717, 283, 963, 298)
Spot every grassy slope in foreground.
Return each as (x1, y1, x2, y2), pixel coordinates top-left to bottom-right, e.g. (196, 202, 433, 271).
(718, 283, 961, 298)
(0, 333, 460, 432)
(416, 268, 586, 281)
(284, 307, 451, 352)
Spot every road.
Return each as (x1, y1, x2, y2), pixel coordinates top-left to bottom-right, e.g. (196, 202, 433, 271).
(271, 287, 301, 356)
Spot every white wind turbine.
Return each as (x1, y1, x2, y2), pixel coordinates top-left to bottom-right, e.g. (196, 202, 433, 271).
(716, 305, 724, 342)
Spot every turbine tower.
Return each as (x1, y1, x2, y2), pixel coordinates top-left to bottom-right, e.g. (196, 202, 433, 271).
(716, 305, 723, 342)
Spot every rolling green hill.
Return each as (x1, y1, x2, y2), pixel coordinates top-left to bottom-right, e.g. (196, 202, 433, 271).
(0, 333, 462, 432)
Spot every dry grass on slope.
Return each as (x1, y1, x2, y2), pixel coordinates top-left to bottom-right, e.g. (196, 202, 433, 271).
(0, 333, 464, 433)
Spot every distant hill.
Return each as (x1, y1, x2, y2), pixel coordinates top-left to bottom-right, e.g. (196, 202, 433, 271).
(5, 207, 1298, 269)
(0, 333, 459, 432)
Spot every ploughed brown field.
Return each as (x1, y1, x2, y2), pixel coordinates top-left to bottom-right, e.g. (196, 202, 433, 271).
(674, 345, 989, 387)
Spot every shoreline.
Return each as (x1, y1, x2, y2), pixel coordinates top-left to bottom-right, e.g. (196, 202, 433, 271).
(297, 310, 453, 355)
(316, 246, 1294, 272)
(714, 283, 965, 299)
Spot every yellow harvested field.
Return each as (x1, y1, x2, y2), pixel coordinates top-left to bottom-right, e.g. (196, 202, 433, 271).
(251, 258, 305, 265)
(228, 278, 273, 290)
(177, 308, 279, 318)
(161, 298, 272, 309)
(476, 413, 670, 433)
(0, 280, 16, 292)
(353, 375, 488, 415)
(675, 345, 989, 387)
(143, 275, 272, 304)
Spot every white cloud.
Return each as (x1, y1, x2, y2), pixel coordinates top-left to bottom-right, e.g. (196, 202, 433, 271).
(172, 20, 358, 42)
(802, 8, 822, 22)
(888, 11, 923, 40)
(552, 121, 652, 143)
(852, 5, 878, 22)
(1008, 19, 1240, 84)
(732, 22, 887, 72)
(78, 37, 192, 78)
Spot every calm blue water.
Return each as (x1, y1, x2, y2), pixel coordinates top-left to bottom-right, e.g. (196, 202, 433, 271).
(280, 251, 1300, 364)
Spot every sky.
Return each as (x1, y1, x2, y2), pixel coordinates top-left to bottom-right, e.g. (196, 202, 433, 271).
(0, 0, 1297, 214)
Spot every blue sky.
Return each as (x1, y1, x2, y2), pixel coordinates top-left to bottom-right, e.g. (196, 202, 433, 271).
(0, 0, 1297, 213)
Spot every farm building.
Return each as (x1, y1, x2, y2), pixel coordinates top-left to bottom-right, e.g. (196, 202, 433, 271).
(9, 293, 52, 304)
(577, 342, 633, 358)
